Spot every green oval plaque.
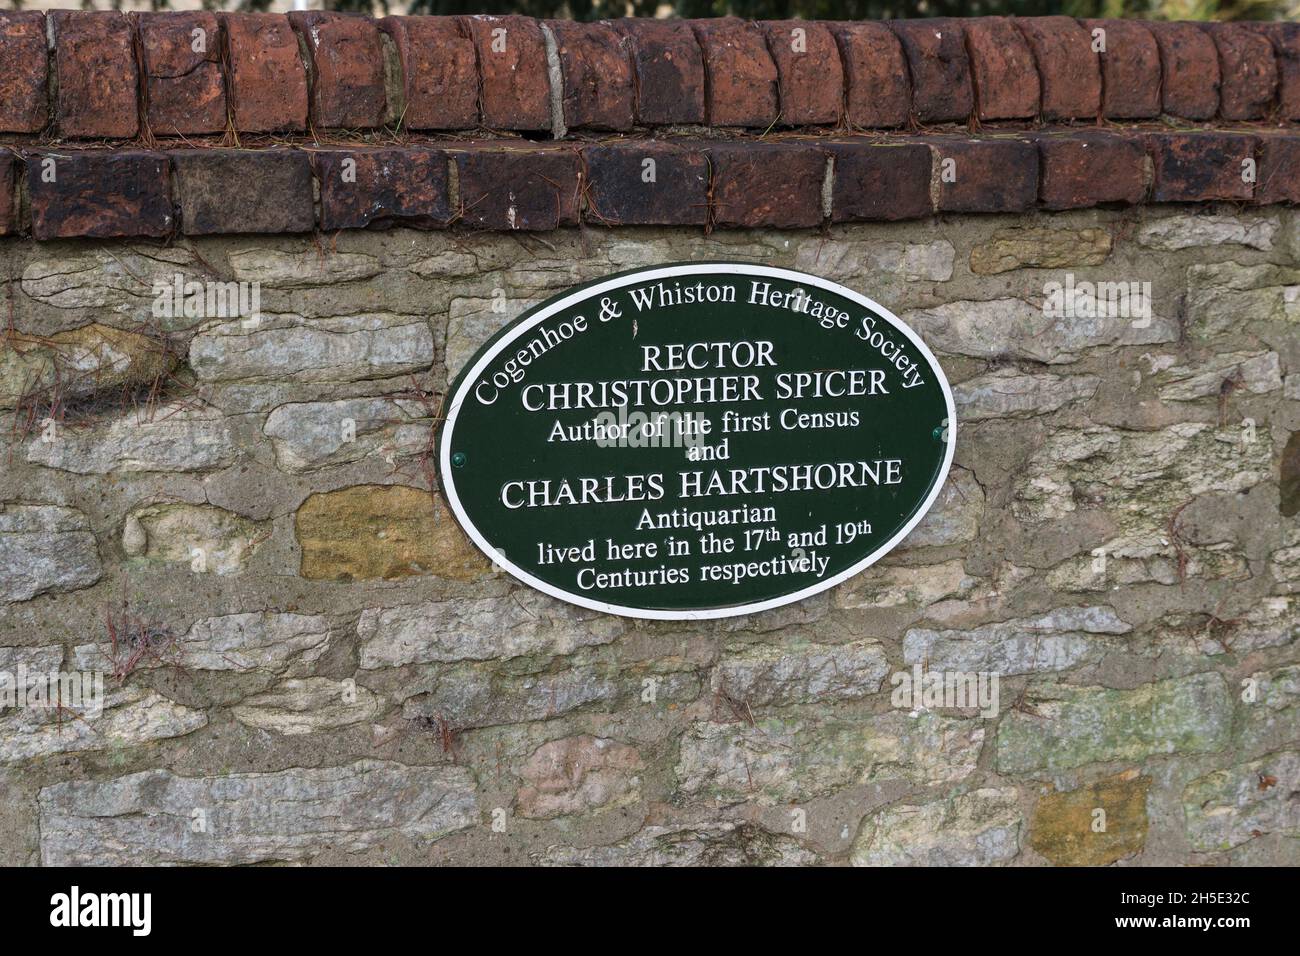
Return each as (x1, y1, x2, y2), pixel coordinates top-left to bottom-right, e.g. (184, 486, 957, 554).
(438, 263, 955, 620)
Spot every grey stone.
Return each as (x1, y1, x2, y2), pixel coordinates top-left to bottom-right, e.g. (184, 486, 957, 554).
(997, 673, 1233, 774)
(263, 397, 431, 472)
(903, 605, 1130, 676)
(190, 314, 434, 383)
(954, 368, 1099, 421)
(1183, 751, 1300, 852)
(0, 687, 206, 764)
(851, 788, 1021, 866)
(1137, 213, 1278, 251)
(676, 711, 982, 804)
(232, 678, 382, 735)
(73, 612, 331, 674)
(0, 504, 101, 602)
(358, 592, 624, 669)
(711, 638, 889, 706)
(38, 760, 477, 864)
(25, 404, 236, 474)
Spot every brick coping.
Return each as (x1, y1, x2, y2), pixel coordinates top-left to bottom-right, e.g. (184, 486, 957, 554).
(0, 13, 1297, 238)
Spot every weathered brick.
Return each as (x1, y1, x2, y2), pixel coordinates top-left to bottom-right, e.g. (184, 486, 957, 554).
(453, 147, 580, 231)
(546, 21, 634, 131)
(1082, 19, 1161, 120)
(1015, 16, 1101, 120)
(464, 15, 551, 131)
(827, 141, 932, 221)
(1256, 135, 1300, 205)
(316, 148, 450, 231)
(934, 138, 1037, 213)
(707, 143, 823, 229)
(962, 17, 1039, 121)
(1145, 132, 1255, 203)
(1147, 21, 1220, 120)
(0, 12, 49, 133)
(827, 22, 909, 129)
(611, 19, 704, 126)
(1250, 22, 1300, 121)
(139, 12, 226, 136)
(1036, 132, 1147, 210)
(690, 19, 779, 128)
(223, 14, 308, 133)
(290, 11, 387, 129)
(378, 16, 477, 130)
(53, 11, 138, 139)
(1206, 23, 1277, 121)
(27, 152, 173, 240)
(583, 142, 707, 226)
(890, 19, 973, 124)
(172, 150, 314, 235)
(760, 20, 842, 125)
(0, 153, 15, 236)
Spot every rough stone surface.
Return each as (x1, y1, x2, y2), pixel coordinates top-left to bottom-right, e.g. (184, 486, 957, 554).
(1183, 752, 1300, 852)
(0, 505, 101, 603)
(358, 590, 619, 668)
(1, 215, 1294, 867)
(517, 735, 644, 819)
(39, 761, 478, 865)
(852, 789, 1022, 866)
(1, 687, 206, 764)
(297, 484, 487, 582)
(997, 673, 1233, 775)
(1031, 771, 1150, 866)
(25, 404, 236, 475)
(904, 606, 1129, 676)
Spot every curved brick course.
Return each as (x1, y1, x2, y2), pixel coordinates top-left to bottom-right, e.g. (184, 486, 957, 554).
(0, 12, 1297, 238)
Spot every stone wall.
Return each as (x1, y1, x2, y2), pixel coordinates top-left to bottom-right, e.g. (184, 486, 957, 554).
(2, 205, 1297, 866)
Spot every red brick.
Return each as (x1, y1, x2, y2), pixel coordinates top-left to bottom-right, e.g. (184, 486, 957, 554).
(962, 17, 1039, 121)
(610, 19, 704, 126)
(0, 153, 15, 235)
(1144, 132, 1255, 203)
(453, 147, 580, 231)
(27, 151, 173, 240)
(0, 12, 49, 134)
(826, 141, 932, 221)
(890, 19, 973, 124)
(138, 12, 226, 136)
(1205, 23, 1277, 121)
(379, 17, 477, 130)
(706, 143, 823, 228)
(933, 138, 1037, 213)
(1249, 22, 1300, 121)
(1015, 16, 1100, 121)
(1036, 132, 1147, 210)
(316, 148, 450, 231)
(464, 15, 551, 132)
(583, 142, 708, 226)
(1082, 19, 1160, 120)
(1147, 21, 1220, 121)
(827, 22, 910, 129)
(1257, 135, 1300, 204)
(290, 11, 387, 129)
(546, 21, 634, 131)
(172, 150, 314, 235)
(223, 14, 308, 133)
(690, 19, 779, 128)
(760, 20, 842, 125)
(53, 12, 138, 139)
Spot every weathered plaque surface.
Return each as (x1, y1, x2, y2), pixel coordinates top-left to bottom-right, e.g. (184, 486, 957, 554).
(438, 263, 955, 619)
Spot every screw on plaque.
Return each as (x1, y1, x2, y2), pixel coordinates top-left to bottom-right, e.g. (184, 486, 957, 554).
(451, 451, 467, 468)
